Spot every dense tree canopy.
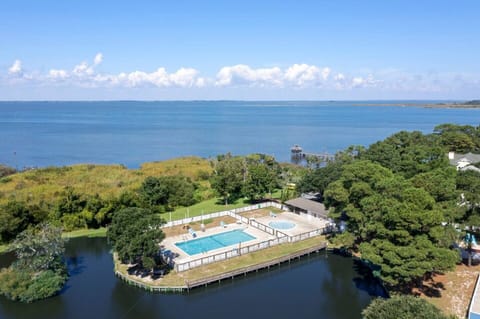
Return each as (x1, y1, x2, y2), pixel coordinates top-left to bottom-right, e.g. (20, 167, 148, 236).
(297, 161, 343, 195)
(324, 160, 459, 288)
(108, 207, 165, 270)
(361, 131, 448, 178)
(434, 123, 480, 152)
(362, 296, 452, 319)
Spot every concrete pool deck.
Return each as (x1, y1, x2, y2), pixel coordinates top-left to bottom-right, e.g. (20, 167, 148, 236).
(255, 211, 330, 237)
(161, 211, 329, 267)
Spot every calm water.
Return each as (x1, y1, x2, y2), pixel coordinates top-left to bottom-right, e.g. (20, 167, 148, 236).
(0, 238, 385, 319)
(0, 101, 479, 168)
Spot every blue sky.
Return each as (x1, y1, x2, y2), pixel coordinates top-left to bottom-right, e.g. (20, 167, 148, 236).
(1, 0, 479, 100)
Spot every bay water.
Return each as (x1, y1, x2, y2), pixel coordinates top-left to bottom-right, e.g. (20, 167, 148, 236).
(1, 101, 478, 168)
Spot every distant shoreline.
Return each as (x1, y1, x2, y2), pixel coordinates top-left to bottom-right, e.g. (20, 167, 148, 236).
(424, 103, 480, 109)
(356, 102, 480, 109)
(0, 100, 478, 109)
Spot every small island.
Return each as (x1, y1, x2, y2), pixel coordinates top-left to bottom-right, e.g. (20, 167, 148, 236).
(0, 224, 67, 303)
(426, 100, 480, 108)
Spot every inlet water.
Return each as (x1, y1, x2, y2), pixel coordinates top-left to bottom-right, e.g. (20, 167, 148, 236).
(0, 237, 386, 319)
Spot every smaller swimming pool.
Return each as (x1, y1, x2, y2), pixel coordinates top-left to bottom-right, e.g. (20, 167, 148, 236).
(175, 229, 256, 256)
(269, 220, 296, 230)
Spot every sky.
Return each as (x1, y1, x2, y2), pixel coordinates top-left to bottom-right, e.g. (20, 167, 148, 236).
(0, 0, 479, 100)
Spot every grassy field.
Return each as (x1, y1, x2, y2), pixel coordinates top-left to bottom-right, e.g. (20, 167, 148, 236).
(115, 235, 326, 287)
(62, 227, 107, 239)
(0, 156, 212, 206)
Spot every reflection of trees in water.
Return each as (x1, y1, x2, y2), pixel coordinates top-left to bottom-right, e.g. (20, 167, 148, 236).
(317, 251, 386, 318)
(351, 258, 388, 298)
(65, 237, 107, 258)
(66, 255, 86, 277)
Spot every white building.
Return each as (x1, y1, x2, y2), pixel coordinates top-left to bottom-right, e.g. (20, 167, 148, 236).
(448, 151, 480, 173)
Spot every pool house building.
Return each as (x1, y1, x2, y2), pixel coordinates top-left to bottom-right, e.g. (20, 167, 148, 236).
(284, 197, 330, 221)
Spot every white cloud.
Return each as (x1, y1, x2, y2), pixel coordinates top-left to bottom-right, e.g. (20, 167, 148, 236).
(49, 69, 69, 80)
(89, 67, 206, 88)
(8, 60, 23, 75)
(284, 64, 331, 86)
(169, 68, 201, 87)
(216, 63, 333, 88)
(215, 64, 283, 87)
(3, 54, 479, 96)
(94, 53, 103, 65)
(73, 61, 94, 76)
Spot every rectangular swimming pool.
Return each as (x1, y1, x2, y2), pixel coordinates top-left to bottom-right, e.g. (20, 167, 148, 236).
(175, 229, 256, 255)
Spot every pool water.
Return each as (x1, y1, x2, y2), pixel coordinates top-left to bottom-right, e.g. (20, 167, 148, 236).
(269, 220, 296, 230)
(175, 229, 256, 255)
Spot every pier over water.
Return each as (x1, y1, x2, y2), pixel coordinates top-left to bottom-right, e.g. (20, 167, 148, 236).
(290, 145, 335, 165)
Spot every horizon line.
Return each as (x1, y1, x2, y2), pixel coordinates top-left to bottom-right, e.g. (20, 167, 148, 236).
(0, 99, 466, 103)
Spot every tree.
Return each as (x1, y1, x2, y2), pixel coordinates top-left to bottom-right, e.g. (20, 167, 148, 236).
(138, 176, 169, 208)
(11, 223, 66, 272)
(361, 131, 448, 178)
(138, 176, 196, 211)
(457, 170, 480, 207)
(456, 170, 480, 265)
(108, 207, 165, 270)
(362, 295, 452, 319)
(243, 158, 279, 202)
(324, 160, 459, 289)
(57, 186, 86, 214)
(297, 161, 343, 195)
(210, 154, 245, 205)
(163, 176, 196, 209)
(411, 168, 457, 203)
(0, 200, 34, 243)
(0, 223, 67, 303)
(434, 123, 480, 152)
(411, 168, 460, 222)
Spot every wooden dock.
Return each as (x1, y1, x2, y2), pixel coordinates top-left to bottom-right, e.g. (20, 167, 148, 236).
(185, 242, 327, 290)
(301, 152, 335, 161)
(290, 145, 335, 163)
(115, 242, 327, 293)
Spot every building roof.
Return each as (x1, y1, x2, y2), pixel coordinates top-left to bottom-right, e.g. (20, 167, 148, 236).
(461, 165, 480, 173)
(285, 197, 329, 219)
(449, 152, 480, 166)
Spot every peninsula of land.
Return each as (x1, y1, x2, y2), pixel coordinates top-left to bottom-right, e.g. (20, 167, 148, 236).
(355, 100, 480, 109)
(425, 100, 480, 109)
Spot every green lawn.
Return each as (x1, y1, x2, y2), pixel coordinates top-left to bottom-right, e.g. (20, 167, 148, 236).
(62, 227, 107, 239)
(164, 190, 283, 223)
(163, 197, 252, 222)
